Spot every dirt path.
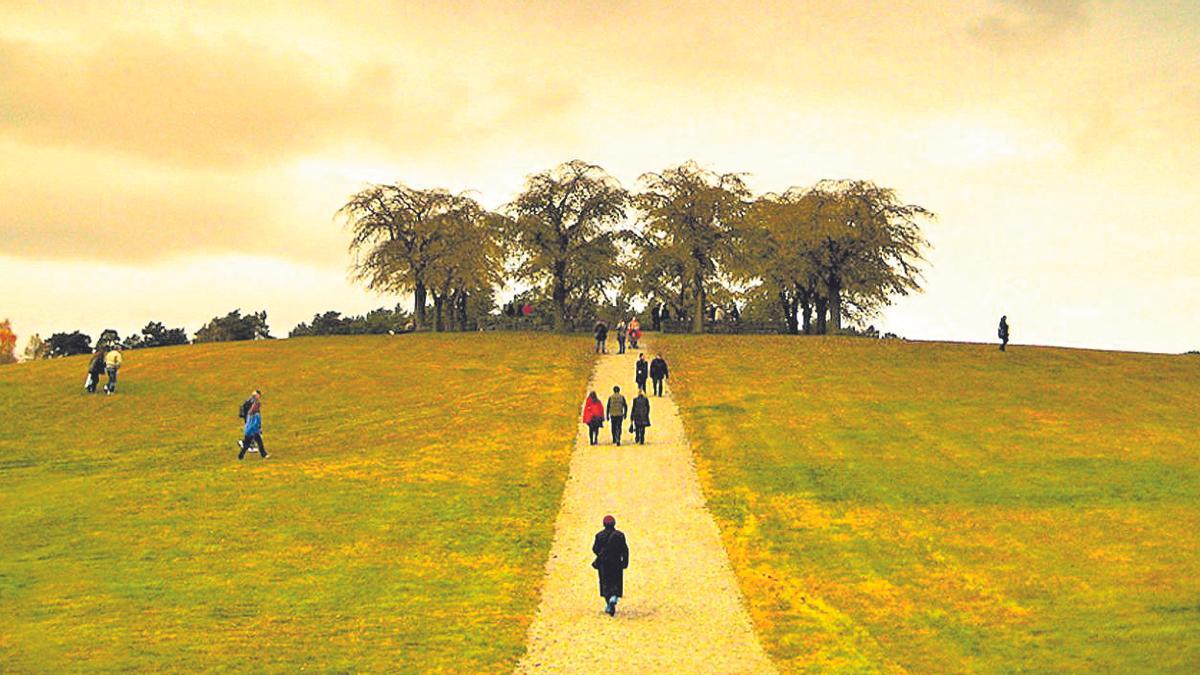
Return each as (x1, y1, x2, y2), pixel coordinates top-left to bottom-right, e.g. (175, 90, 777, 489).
(517, 341, 776, 673)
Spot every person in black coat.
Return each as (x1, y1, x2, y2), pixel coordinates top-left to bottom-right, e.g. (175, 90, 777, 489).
(594, 320, 608, 354)
(649, 354, 669, 396)
(592, 515, 629, 616)
(631, 389, 651, 444)
(634, 353, 648, 392)
(998, 315, 1010, 352)
(86, 348, 106, 393)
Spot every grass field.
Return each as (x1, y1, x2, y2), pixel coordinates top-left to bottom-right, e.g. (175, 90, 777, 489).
(0, 334, 592, 671)
(657, 335, 1200, 672)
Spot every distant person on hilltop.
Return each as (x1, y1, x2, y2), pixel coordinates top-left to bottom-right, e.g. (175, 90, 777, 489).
(631, 388, 651, 445)
(616, 320, 627, 354)
(104, 345, 123, 395)
(594, 320, 608, 354)
(592, 515, 629, 616)
(606, 385, 627, 445)
(649, 354, 669, 396)
(237, 390, 269, 460)
(582, 391, 605, 446)
(634, 353, 649, 392)
(998, 315, 1010, 352)
(85, 347, 106, 394)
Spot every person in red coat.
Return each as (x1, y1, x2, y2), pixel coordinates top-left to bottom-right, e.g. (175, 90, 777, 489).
(582, 391, 605, 446)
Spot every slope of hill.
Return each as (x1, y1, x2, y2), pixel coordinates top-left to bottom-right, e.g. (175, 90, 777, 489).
(0, 334, 591, 671)
(657, 335, 1200, 672)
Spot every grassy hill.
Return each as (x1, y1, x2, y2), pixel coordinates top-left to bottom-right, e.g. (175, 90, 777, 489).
(656, 335, 1200, 672)
(0, 334, 592, 671)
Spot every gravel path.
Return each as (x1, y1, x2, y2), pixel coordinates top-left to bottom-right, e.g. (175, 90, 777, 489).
(516, 342, 776, 673)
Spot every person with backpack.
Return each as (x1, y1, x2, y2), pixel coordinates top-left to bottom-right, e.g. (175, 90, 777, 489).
(85, 348, 106, 394)
(998, 315, 1010, 352)
(592, 515, 630, 616)
(237, 390, 269, 460)
(630, 388, 651, 445)
(582, 391, 605, 446)
(104, 345, 123, 395)
(649, 354, 669, 396)
(606, 385, 627, 445)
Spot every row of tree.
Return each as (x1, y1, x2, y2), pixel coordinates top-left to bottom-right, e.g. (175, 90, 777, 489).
(341, 160, 932, 334)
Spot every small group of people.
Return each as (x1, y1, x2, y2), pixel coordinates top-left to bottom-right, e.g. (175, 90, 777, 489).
(581, 352, 671, 446)
(582, 384, 651, 446)
(84, 345, 123, 395)
(594, 317, 641, 354)
(236, 389, 269, 460)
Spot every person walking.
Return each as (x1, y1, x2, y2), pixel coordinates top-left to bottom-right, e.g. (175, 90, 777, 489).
(594, 320, 608, 354)
(237, 390, 269, 460)
(627, 317, 641, 349)
(86, 347, 106, 394)
(606, 385, 627, 445)
(634, 353, 649, 392)
(631, 388, 651, 444)
(649, 354, 669, 396)
(998, 315, 1010, 352)
(616, 321, 627, 354)
(592, 515, 629, 616)
(582, 391, 605, 446)
(104, 345, 123, 395)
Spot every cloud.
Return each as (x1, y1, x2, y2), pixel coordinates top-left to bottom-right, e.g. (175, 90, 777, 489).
(970, 0, 1090, 49)
(0, 31, 581, 169)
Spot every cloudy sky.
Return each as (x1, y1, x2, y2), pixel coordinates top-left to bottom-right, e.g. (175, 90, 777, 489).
(2, 0, 1198, 353)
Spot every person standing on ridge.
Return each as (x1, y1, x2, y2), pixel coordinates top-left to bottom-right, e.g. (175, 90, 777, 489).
(649, 354, 669, 397)
(86, 347, 106, 394)
(634, 353, 649, 392)
(104, 345, 123, 394)
(594, 320, 608, 354)
(582, 391, 605, 446)
(998, 315, 1010, 352)
(606, 385, 627, 445)
(592, 515, 629, 616)
(237, 389, 269, 460)
(631, 388, 651, 445)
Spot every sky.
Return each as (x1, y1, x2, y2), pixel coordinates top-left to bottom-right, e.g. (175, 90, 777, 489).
(2, 0, 1198, 354)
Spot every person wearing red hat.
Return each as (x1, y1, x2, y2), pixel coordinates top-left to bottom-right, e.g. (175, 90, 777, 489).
(591, 515, 629, 616)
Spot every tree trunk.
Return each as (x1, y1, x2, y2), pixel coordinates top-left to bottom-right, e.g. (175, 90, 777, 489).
(827, 274, 842, 334)
(433, 294, 445, 332)
(691, 274, 705, 334)
(414, 282, 427, 329)
(815, 295, 828, 334)
(795, 283, 813, 334)
(457, 292, 469, 331)
(552, 262, 568, 333)
(779, 291, 798, 334)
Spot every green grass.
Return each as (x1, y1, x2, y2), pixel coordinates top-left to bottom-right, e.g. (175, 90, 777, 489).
(657, 335, 1200, 673)
(0, 334, 592, 671)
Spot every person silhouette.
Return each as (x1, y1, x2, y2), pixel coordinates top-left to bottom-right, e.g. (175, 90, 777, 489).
(592, 515, 629, 616)
(998, 315, 1010, 352)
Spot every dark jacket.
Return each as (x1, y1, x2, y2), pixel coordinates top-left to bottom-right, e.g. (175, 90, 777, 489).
(594, 322, 608, 340)
(635, 359, 648, 383)
(592, 527, 629, 598)
(631, 394, 651, 427)
(650, 357, 669, 379)
(88, 351, 107, 375)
